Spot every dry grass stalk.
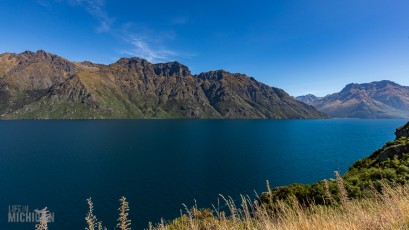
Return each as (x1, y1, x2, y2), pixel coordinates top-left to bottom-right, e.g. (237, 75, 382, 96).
(117, 196, 132, 230)
(35, 207, 51, 230)
(85, 198, 98, 230)
(323, 179, 333, 205)
(334, 171, 350, 206)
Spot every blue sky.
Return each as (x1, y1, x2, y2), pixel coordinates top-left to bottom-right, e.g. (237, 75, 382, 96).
(0, 0, 408, 96)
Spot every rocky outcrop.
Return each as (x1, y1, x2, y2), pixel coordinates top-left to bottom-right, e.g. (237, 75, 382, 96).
(0, 50, 328, 119)
(396, 123, 409, 139)
(367, 122, 409, 162)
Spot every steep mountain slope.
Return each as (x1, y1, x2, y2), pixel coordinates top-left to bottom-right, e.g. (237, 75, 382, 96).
(296, 81, 409, 118)
(198, 71, 324, 118)
(0, 50, 327, 119)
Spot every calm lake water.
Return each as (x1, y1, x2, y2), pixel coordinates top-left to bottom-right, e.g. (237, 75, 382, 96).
(0, 119, 407, 229)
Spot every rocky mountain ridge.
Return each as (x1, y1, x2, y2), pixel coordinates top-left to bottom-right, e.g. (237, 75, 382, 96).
(0, 50, 327, 119)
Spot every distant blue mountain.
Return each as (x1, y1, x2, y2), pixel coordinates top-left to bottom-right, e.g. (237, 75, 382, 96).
(296, 80, 409, 118)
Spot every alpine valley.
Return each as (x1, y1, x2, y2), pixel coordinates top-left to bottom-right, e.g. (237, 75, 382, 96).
(0, 50, 326, 119)
(297, 80, 409, 119)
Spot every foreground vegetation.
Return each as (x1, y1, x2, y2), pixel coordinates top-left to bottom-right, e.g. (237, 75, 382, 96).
(151, 181, 409, 230)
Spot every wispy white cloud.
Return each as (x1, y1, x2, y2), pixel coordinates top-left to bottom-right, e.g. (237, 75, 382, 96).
(67, 0, 184, 62)
(70, 0, 113, 32)
(37, 0, 191, 63)
(122, 36, 179, 63)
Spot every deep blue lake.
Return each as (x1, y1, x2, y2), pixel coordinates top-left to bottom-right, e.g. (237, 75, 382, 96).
(0, 119, 407, 229)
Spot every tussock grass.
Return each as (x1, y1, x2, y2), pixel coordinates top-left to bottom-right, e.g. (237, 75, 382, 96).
(150, 180, 409, 230)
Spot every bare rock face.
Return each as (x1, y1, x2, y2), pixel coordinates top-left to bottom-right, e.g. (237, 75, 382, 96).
(396, 123, 409, 139)
(0, 50, 327, 119)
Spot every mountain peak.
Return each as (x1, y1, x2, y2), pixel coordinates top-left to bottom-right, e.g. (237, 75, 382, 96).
(295, 94, 319, 105)
(21, 49, 49, 56)
(302, 80, 409, 118)
(21, 50, 35, 56)
(371, 80, 400, 88)
(18, 50, 65, 62)
(153, 61, 191, 77)
(197, 70, 227, 80)
(305, 94, 317, 97)
(36, 49, 47, 54)
(341, 80, 400, 92)
(197, 70, 247, 81)
(115, 57, 147, 65)
(340, 83, 361, 93)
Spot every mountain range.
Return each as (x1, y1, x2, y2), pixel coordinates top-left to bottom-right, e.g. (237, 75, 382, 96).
(296, 80, 409, 118)
(0, 50, 326, 119)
